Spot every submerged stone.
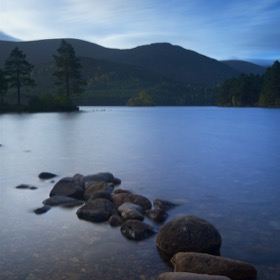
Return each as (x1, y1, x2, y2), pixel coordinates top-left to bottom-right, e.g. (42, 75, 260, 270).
(171, 252, 257, 280)
(153, 199, 178, 211)
(112, 193, 152, 210)
(38, 172, 57, 180)
(88, 191, 112, 201)
(118, 202, 144, 221)
(84, 181, 113, 200)
(109, 215, 124, 227)
(43, 195, 84, 207)
(16, 184, 30, 189)
(34, 205, 51, 215)
(76, 198, 117, 223)
(82, 172, 115, 183)
(114, 188, 131, 194)
(120, 220, 157, 240)
(50, 177, 84, 199)
(118, 202, 144, 214)
(15, 184, 37, 190)
(157, 272, 231, 280)
(146, 208, 168, 223)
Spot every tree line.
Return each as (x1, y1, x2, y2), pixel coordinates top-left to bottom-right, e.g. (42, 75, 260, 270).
(1, 39, 279, 109)
(0, 40, 84, 111)
(217, 61, 280, 107)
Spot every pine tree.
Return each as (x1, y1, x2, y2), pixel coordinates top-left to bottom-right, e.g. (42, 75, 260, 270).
(4, 47, 35, 105)
(0, 68, 8, 105)
(53, 40, 85, 98)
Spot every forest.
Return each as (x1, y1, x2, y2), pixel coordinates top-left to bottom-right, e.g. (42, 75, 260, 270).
(217, 61, 280, 107)
(0, 39, 278, 111)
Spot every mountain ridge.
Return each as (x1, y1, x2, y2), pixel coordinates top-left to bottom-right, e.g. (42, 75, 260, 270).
(221, 60, 266, 75)
(0, 38, 249, 86)
(0, 38, 267, 106)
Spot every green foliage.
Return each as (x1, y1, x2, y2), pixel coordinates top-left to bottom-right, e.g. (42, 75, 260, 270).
(217, 60, 280, 107)
(127, 90, 155, 106)
(28, 94, 79, 112)
(2, 45, 218, 107)
(4, 47, 35, 105)
(53, 40, 85, 98)
(217, 74, 262, 106)
(259, 61, 280, 107)
(148, 82, 216, 106)
(0, 68, 8, 104)
(76, 57, 217, 106)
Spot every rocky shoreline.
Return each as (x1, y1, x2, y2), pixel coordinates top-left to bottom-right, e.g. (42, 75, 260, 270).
(16, 171, 257, 280)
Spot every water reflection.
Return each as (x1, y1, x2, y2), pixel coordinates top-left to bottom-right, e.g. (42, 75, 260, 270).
(0, 107, 280, 279)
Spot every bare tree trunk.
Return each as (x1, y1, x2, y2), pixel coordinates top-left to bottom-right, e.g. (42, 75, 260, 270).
(17, 70, 20, 105)
(66, 74, 70, 97)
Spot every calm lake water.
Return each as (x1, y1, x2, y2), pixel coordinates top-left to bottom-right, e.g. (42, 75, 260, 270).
(0, 106, 279, 280)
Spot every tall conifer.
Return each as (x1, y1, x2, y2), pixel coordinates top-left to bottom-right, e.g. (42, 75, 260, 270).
(53, 40, 84, 98)
(0, 68, 8, 104)
(4, 47, 35, 105)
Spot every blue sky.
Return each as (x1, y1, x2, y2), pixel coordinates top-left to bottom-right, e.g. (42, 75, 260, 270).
(0, 0, 279, 64)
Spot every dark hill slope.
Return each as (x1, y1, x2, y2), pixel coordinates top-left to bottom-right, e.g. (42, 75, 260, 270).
(112, 43, 240, 85)
(221, 60, 267, 75)
(0, 39, 239, 85)
(0, 39, 114, 66)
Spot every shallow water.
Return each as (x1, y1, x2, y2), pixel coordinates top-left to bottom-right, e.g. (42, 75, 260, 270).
(0, 106, 279, 279)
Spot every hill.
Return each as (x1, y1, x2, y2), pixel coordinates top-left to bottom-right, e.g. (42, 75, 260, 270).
(221, 60, 267, 75)
(0, 38, 262, 106)
(0, 39, 240, 85)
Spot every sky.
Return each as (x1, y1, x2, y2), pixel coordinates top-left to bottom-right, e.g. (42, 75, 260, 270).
(0, 0, 279, 65)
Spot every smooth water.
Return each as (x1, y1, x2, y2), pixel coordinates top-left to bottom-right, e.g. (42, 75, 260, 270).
(0, 107, 279, 280)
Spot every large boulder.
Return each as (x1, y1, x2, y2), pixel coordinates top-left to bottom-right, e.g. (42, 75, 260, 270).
(171, 252, 257, 280)
(84, 181, 113, 200)
(156, 215, 222, 257)
(76, 198, 117, 223)
(50, 177, 84, 199)
(112, 193, 152, 210)
(120, 220, 157, 240)
(157, 272, 231, 280)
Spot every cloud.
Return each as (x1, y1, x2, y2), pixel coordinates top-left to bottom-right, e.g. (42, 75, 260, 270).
(0, 0, 279, 61)
(1, 0, 65, 39)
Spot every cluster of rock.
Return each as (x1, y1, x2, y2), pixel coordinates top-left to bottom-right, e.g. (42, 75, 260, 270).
(17, 171, 257, 280)
(31, 172, 174, 241)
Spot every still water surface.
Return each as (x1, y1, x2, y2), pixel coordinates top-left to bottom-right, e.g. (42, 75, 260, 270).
(0, 107, 279, 279)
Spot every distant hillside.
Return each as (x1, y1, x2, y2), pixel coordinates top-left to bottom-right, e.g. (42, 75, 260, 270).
(0, 39, 240, 85)
(0, 38, 264, 106)
(0, 31, 20, 41)
(221, 60, 267, 75)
